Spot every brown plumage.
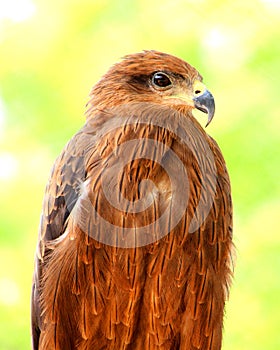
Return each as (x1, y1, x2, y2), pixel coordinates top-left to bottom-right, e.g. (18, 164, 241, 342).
(31, 50, 233, 350)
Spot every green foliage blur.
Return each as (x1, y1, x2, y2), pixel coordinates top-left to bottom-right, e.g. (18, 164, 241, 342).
(0, 0, 279, 349)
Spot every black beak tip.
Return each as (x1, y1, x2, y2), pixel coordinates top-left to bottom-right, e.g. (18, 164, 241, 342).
(193, 90, 215, 127)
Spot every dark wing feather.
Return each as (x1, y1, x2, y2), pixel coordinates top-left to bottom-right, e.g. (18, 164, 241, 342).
(31, 127, 94, 349)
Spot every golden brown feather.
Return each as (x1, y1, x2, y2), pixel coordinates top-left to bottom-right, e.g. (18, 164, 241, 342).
(32, 50, 234, 350)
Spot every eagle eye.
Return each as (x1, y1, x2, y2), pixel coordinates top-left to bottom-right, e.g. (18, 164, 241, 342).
(152, 72, 172, 89)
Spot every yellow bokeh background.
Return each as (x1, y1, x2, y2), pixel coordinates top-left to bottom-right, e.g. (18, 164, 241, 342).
(0, 0, 279, 349)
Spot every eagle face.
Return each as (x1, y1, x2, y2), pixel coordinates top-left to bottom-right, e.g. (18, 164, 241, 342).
(89, 50, 215, 126)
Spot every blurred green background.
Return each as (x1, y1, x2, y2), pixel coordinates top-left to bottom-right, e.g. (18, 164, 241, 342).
(0, 0, 279, 349)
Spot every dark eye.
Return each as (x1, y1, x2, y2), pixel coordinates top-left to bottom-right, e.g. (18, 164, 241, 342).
(152, 72, 172, 88)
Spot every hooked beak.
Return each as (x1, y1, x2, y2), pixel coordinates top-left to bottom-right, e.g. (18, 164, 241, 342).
(193, 89, 215, 127)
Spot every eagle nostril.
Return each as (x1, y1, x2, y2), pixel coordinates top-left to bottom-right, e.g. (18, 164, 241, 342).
(195, 90, 202, 95)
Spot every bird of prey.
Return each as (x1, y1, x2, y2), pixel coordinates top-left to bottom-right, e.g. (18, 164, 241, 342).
(32, 50, 233, 350)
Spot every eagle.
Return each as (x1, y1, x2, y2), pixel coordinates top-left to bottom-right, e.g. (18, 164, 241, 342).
(31, 50, 233, 350)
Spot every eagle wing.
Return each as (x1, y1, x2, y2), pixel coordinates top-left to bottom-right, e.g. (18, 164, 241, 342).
(31, 125, 93, 348)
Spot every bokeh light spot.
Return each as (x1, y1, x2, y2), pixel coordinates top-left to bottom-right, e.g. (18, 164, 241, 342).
(261, 0, 280, 8)
(0, 0, 35, 22)
(204, 28, 226, 49)
(0, 153, 18, 180)
(0, 277, 20, 306)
